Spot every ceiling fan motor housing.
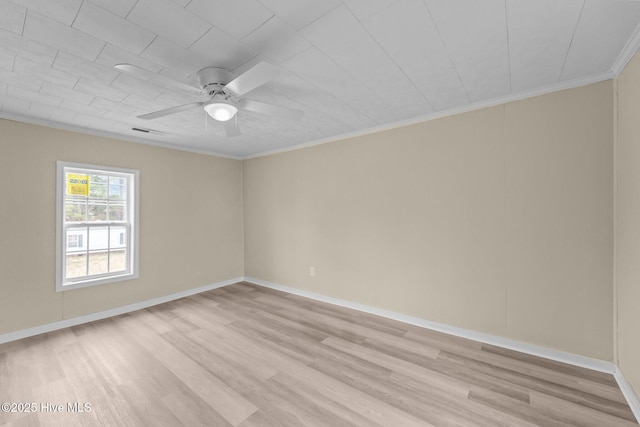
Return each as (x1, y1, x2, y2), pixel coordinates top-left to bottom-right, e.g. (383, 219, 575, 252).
(198, 67, 234, 95)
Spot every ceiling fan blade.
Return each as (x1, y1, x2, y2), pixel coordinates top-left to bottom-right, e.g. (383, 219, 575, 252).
(225, 61, 281, 96)
(239, 99, 304, 121)
(224, 117, 242, 137)
(138, 102, 203, 120)
(115, 64, 205, 95)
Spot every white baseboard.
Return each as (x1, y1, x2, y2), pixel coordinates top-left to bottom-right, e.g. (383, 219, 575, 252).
(244, 276, 640, 424)
(244, 277, 615, 373)
(0, 277, 242, 345)
(615, 367, 640, 422)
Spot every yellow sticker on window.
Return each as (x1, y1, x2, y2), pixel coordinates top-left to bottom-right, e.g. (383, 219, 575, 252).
(67, 174, 90, 195)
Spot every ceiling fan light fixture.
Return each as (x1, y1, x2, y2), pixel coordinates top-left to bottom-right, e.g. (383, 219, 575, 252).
(204, 101, 238, 122)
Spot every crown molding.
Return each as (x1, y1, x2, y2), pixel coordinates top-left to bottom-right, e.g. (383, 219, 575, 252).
(243, 71, 614, 160)
(0, 111, 241, 160)
(612, 20, 640, 76)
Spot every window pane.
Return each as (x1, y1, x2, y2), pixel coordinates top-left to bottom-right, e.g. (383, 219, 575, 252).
(88, 227, 109, 250)
(65, 199, 87, 222)
(109, 177, 127, 200)
(109, 249, 127, 273)
(88, 200, 107, 221)
(89, 175, 108, 198)
(66, 173, 90, 196)
(66, 228, 87, 252)
(108, 202, 126, 221)
(110, 226, 126, 247)
(66, 253, 87, 279)
(88, 252, 108, 275)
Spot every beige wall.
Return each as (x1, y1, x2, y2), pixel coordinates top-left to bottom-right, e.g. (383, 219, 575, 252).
(244, 81, 614, 360)
(0, 119, 244, 334)
(615, 52, 640, 398)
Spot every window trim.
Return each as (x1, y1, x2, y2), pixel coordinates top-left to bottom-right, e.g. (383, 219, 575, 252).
(56, 161, 140, 292)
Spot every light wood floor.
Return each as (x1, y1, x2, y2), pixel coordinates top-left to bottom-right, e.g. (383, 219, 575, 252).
(0, 282, 637, 426)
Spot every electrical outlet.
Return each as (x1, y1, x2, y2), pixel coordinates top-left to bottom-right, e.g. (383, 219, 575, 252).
(310, 266, 315, 277)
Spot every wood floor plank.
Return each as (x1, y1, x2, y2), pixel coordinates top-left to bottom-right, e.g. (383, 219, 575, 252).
(0, 282, 637, 427)
(438, 344, 623, 401)
(161, 391, 233, 427)
(530, 391, 639, 427)
(114, 316, 258, 425)
(438, 349, 636, 421)
(482, 344, 620, 387)
(309, 352, 488, 427)
(244, 373, 376, 427)
(322, 335, 475, 399)
(266, 371, 388, 427)
(271, 357, 433, 426)
(166, 329, 276, 399)
(468, 387, 572, 427)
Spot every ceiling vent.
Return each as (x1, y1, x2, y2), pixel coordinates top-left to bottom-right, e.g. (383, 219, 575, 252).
(131, 127, 166, 136)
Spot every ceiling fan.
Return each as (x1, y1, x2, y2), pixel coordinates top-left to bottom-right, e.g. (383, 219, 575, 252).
(114, 61, 304, 137)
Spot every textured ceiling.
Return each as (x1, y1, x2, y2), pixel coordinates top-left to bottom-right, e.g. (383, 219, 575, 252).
(1, 0, 640, 159)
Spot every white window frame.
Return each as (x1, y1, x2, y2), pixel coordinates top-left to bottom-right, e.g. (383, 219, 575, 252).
(56, 161, 139, 291)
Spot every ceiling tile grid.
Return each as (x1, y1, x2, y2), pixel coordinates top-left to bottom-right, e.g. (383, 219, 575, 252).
(361, 0, 469, 111)
(52, 52, 118, 86)
(72, 1, 155, 55)
(0, 0, 640, 158)
(506, 0, 583, 93)
(185, 0, 273, 40)
(87, 0, 136, 18)
(561, 0, 640, 81)
(0, 51, 13, 71)
(127, 0, 211, 48)
(0, 0, 26, 35)
(0, 28, 56, 65)
(425, 0, 512, 102)
(11, 0, 83, 27)
(22, 11, 104, 61)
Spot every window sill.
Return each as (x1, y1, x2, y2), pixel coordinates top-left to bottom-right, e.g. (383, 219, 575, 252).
(56, 272, 139, 292)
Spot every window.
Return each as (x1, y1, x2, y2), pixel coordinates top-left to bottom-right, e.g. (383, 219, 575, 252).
(56, 161, 139, 291)
(67, 233, 83, 249)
